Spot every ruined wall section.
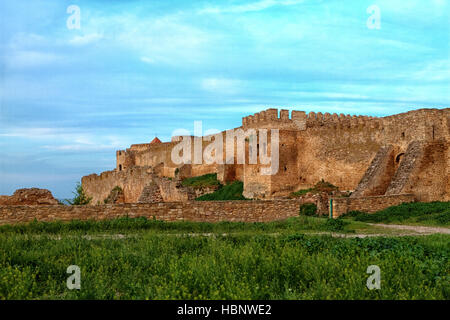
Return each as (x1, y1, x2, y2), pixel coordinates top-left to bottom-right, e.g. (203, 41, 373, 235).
(294, 112, 383, 191)
(242, 131, 272, 198)
(331, 194, 416, 218)
(138, 182, 163, 203)
(351, 145, 396, 198)
(379, 109, 444, 149)
(288, 108, 447, 194)
(386, 140, 449, 201)
(385, 141, 424, 196)
(133, 142, 178, 176)
(82, 166, 155, 204)
(447, 139, 450, 201)
(268, 130, 300, 196)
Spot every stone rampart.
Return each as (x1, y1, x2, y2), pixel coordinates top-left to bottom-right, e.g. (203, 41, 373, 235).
(331, 194, 416, 218)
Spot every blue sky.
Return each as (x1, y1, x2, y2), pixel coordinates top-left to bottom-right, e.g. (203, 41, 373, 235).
(0, 0, 449, 198)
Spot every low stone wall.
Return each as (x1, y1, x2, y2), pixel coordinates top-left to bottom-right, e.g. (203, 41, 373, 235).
(0, 194, 418, 225)
(0, 199, 305, 225)
(331, 194, 416, 218)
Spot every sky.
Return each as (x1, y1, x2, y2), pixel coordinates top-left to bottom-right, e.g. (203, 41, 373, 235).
(0, 0, 449, 199)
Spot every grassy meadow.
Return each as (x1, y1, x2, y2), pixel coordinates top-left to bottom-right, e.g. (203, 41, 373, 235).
(0, 203, 449, 300)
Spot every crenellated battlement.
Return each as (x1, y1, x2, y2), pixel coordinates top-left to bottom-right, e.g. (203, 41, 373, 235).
(242, 108, 307, 130)
(242, 108, 382, 131)
(305, 111, 380, 129)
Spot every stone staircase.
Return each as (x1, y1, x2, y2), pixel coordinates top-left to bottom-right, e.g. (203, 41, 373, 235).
(385, 141, 424, 195)
(138, 183, 163, 203)
(351, 145, 395, 198)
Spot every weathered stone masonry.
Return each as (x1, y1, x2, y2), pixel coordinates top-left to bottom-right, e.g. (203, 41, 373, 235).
(331, 194, 416, 218)
(0, 200, 303, 225)
(0, 194, 417, 225)
(83, 108, 449, 204)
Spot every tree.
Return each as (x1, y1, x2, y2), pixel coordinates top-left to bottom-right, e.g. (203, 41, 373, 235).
(67, 182, 92, 205)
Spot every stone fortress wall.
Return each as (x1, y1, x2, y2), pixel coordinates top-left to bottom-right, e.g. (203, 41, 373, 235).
(82, 107, 450, 208)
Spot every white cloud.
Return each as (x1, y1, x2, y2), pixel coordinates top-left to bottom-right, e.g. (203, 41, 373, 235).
(0, 127, 128, 152)
(411, 60, 450, 82)
(201, 78, 243, 94)
(9, 33, 48, 49)
(0, 127, 60, 138)
(42, 144, 116, 152)
(83, 14, 211, 65)
(140, 56, 155, 64)
(199, 0, 304, 14)
(5, 50, 62, 68)
(68, 33, 103, 46)
(289, 92, 370, 100)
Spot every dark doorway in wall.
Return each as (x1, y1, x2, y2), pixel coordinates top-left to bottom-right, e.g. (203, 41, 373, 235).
(119, 164, 122, 171)
(395, 153, 405, 164)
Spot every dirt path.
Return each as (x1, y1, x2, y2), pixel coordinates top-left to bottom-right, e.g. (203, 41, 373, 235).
(367, 223, 450, 235)
(16, 224, 450, 240)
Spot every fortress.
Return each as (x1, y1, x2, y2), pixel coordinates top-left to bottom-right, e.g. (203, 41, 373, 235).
(82, 107, 450, 208)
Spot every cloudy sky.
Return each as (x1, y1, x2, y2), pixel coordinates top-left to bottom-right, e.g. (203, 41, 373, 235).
(0, 0, 448, 198)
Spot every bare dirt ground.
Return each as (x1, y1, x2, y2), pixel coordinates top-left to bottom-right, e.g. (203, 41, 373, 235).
(17, 223, 450, 240)
(368, 223, 450, 235)
(310, 223, 450, 238)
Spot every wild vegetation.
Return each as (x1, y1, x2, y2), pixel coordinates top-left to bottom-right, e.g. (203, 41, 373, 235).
(196, 181, 247, 201)
(0, 202, 448, 300)
(0, 215, 351, 235)
(66, 183, 92, 206)
(181, 173, 221, 188)
(181, 174, 247, 200)
(0, 219, 447, 299)
(299, 203, 318, 216)
(342, 201, 450, 227)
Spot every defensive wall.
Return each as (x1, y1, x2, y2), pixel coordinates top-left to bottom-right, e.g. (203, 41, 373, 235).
(84, 107, 449, 203)
(0, 200, 303, 225)
(331, 194, 416, 218)
(0, 194, 416, 225)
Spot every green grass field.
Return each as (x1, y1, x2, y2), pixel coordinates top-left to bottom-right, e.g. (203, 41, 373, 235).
(0, 210, 448, 300)
(342, 201, 450, 227)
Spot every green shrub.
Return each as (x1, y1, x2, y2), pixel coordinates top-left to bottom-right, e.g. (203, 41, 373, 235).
(344, 210, 366, 218)
(299, 203, 317, 216)
(324, 218, 349, 232)
(314, 179, 339, 192)
(111, 186, 122, 192)
(181, 173, 221, 188)
(196, 181, 247, 201)
(67, 183, 92, 206)
(291, 188, 314, 197)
